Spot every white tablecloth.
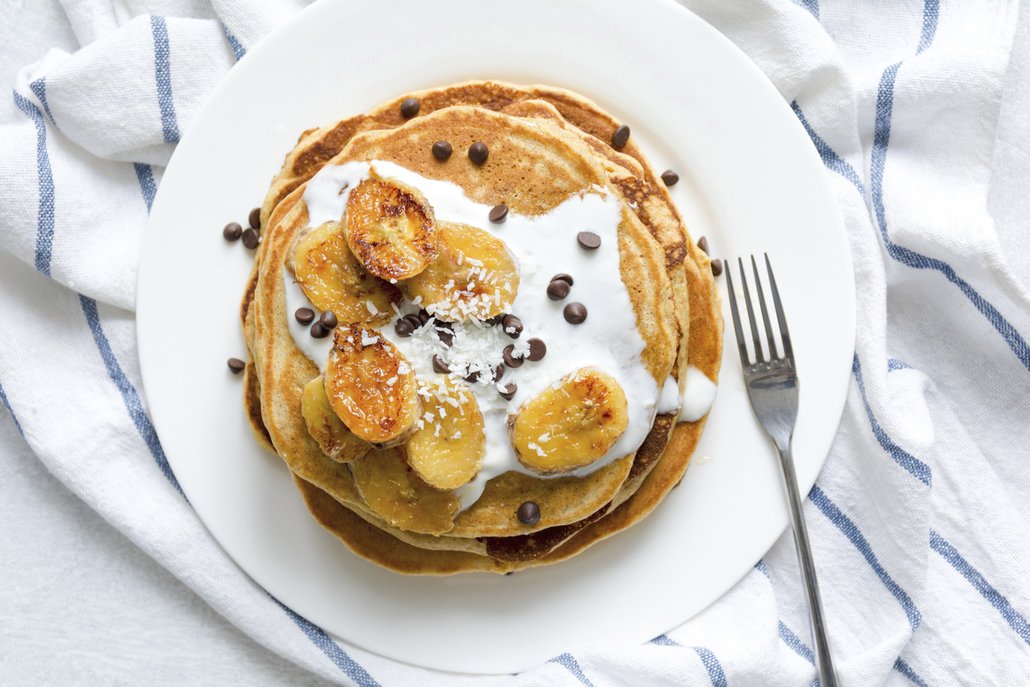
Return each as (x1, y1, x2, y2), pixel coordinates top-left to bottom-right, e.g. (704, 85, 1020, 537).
(3, 1, 1030, 684)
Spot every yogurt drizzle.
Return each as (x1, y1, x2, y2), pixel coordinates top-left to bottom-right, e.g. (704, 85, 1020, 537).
(284, 160, 714, 509)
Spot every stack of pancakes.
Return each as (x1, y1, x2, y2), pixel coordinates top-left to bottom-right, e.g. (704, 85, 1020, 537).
(240, 81, 722, 574)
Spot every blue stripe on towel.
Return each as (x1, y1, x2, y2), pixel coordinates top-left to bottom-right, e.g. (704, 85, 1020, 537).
(550, 653, 595, 687)
(648, 637, 727, 687)
(272, 597, 381, 686)
(692, 646, 728, 687)
(13, 91, 56, 276)
(78, 294, 183, 494)
(790, 101, 864, 196)
(779, 621, 815, 664)
(133, 163, 157, 213)
(852, 356, 932, 485)
(29, 78, 55, 125)
(150, 16, 180, 144)
(894, 657, 929, 687)
(917, 0, 940, 54)
(887, 358, 911, 372)
(930, 530, 1030, 647)
(809, 485, 921, 630)
(221, 23, 246, 61)
(0, 380, 24, 436)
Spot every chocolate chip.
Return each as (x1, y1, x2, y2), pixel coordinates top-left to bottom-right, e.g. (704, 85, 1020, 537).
(489, 204, 508, 223)
(295, 307, 315, 325)
(551, 273, 574, 286)
(517, 501, 540, 525)
(485, 314, 504, 326)
(577, 231, 601, 250)
(432, 355, 450, 374)
(417, 309, 432, 325)
(464, 369, 481, 383)
(318, 311, 338, 329)
(493, 364, 505, 382)
(437, 326, 454, 347)
(432, 141, 452, 160)
(711, 258, 723, 277)
(611, 124, 631, 149)
(227, 357, 246, 373)
(241, 228, 260, 249)
(310, 323, 329, 338)
(395, 318, 415, 337)
(660, 169, 680, 187)
(563, 302, 587, 324)
(248, 207, 261, 229)
(468, 141, 489, 165)
(499, 383, 517, 401)
(526, 338, 546, 361)
(546, 279, 570, 301)
(400, 97, 420, 118)
(697, 236, 710, 256)
(502, 344, 524, 368)
(404, 313, 423, 331)
(223, 222, 243, 241)
(501, 314, 523, 339)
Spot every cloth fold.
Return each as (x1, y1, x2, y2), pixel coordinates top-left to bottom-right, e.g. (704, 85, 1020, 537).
(2, 0, 1028, 684)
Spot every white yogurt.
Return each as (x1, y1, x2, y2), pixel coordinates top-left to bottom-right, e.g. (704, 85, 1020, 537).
(288, 160, 675, 509)
(655, 367, 718, 423)
(680, 366, 718, 423)
(657, 376, 681, 414)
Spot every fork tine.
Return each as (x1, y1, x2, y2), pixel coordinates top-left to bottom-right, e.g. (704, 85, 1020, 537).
(723, 259, 751, 366)
(737, 257, 765, 363)
(764, 254, 793, 360)
(751, 255, 778, 360)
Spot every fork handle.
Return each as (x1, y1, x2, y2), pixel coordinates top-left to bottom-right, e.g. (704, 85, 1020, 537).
(776, 443, 839, 687)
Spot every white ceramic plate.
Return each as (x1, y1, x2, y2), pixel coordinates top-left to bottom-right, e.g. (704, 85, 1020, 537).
(137, 0, 853, 674)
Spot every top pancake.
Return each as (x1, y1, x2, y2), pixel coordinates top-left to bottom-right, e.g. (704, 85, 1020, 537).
(249, 104, 680, 541)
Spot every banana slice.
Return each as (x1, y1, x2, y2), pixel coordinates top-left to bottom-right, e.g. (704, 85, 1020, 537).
(403, 222, 519, 321)
(511, 368, 629, 474)
(300, 376, 370, 463)
(350, 446, 460, 535)
(324, 325, 420, 446)
(292, 221, 399, 326)
(345, 174, 437, 281)
(406, 378, 486, 490)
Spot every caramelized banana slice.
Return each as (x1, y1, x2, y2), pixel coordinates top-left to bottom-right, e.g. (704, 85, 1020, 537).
(324, 325, 420, 445)
(406, 378, 486, 490)
(345, 173, 437, 281)
(350, 446, 460, 535)
(300, 376, 370, 463)
(403, 222, 519, 321)
(292, 221, 399, 326)
(511, 368, 629, 474)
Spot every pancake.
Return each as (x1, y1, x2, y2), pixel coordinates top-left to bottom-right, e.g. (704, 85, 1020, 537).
(240, 81, 722, 574)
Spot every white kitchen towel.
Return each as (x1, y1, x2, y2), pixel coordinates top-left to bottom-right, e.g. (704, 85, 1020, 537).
(2, 0, 1029, 685)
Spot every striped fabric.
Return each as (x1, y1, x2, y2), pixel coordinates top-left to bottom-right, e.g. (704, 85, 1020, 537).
(0, 1, 1027, 684)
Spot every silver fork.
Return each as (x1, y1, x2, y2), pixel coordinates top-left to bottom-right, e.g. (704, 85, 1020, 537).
(724, 255, 839, 687)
